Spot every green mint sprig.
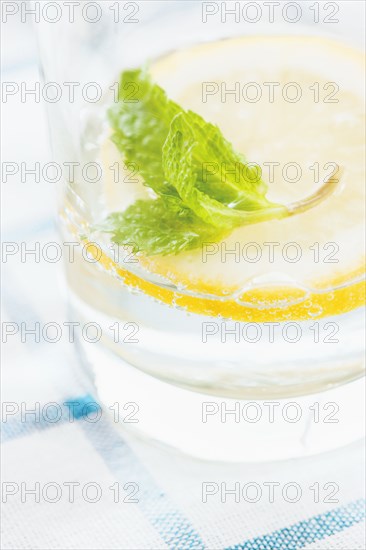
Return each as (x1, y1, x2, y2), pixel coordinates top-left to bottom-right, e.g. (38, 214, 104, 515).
(103, 68, 287, 256)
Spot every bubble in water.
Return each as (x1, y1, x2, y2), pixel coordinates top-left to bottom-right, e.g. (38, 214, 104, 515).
(307, 304, 323, 318)
(128, 287, 140, 296)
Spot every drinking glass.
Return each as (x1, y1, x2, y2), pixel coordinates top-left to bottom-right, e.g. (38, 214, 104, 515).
(36, 0, 365, 461)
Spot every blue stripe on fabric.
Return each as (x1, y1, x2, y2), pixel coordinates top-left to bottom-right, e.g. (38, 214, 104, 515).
(2, 59, 38, 75)
(3, 218, 55, 242)
(1, 394, 204, 549)
(1, 394, 100, 443)
(227, 498, 366, 550)
(80, 417, 205, 550)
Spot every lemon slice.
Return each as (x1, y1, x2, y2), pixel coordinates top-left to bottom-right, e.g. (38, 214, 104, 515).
(98, 35, 365, 321)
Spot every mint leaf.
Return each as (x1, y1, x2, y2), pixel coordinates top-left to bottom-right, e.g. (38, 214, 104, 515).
(103, 68, 288, 256)
(108, 68, 181, 197)
(104, 198, 224, 256)
(168, 110, 270, 207)
(163, 112, 287, 230)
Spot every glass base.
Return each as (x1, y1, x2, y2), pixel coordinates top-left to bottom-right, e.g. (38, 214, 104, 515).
(77, 338, 365, 463)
